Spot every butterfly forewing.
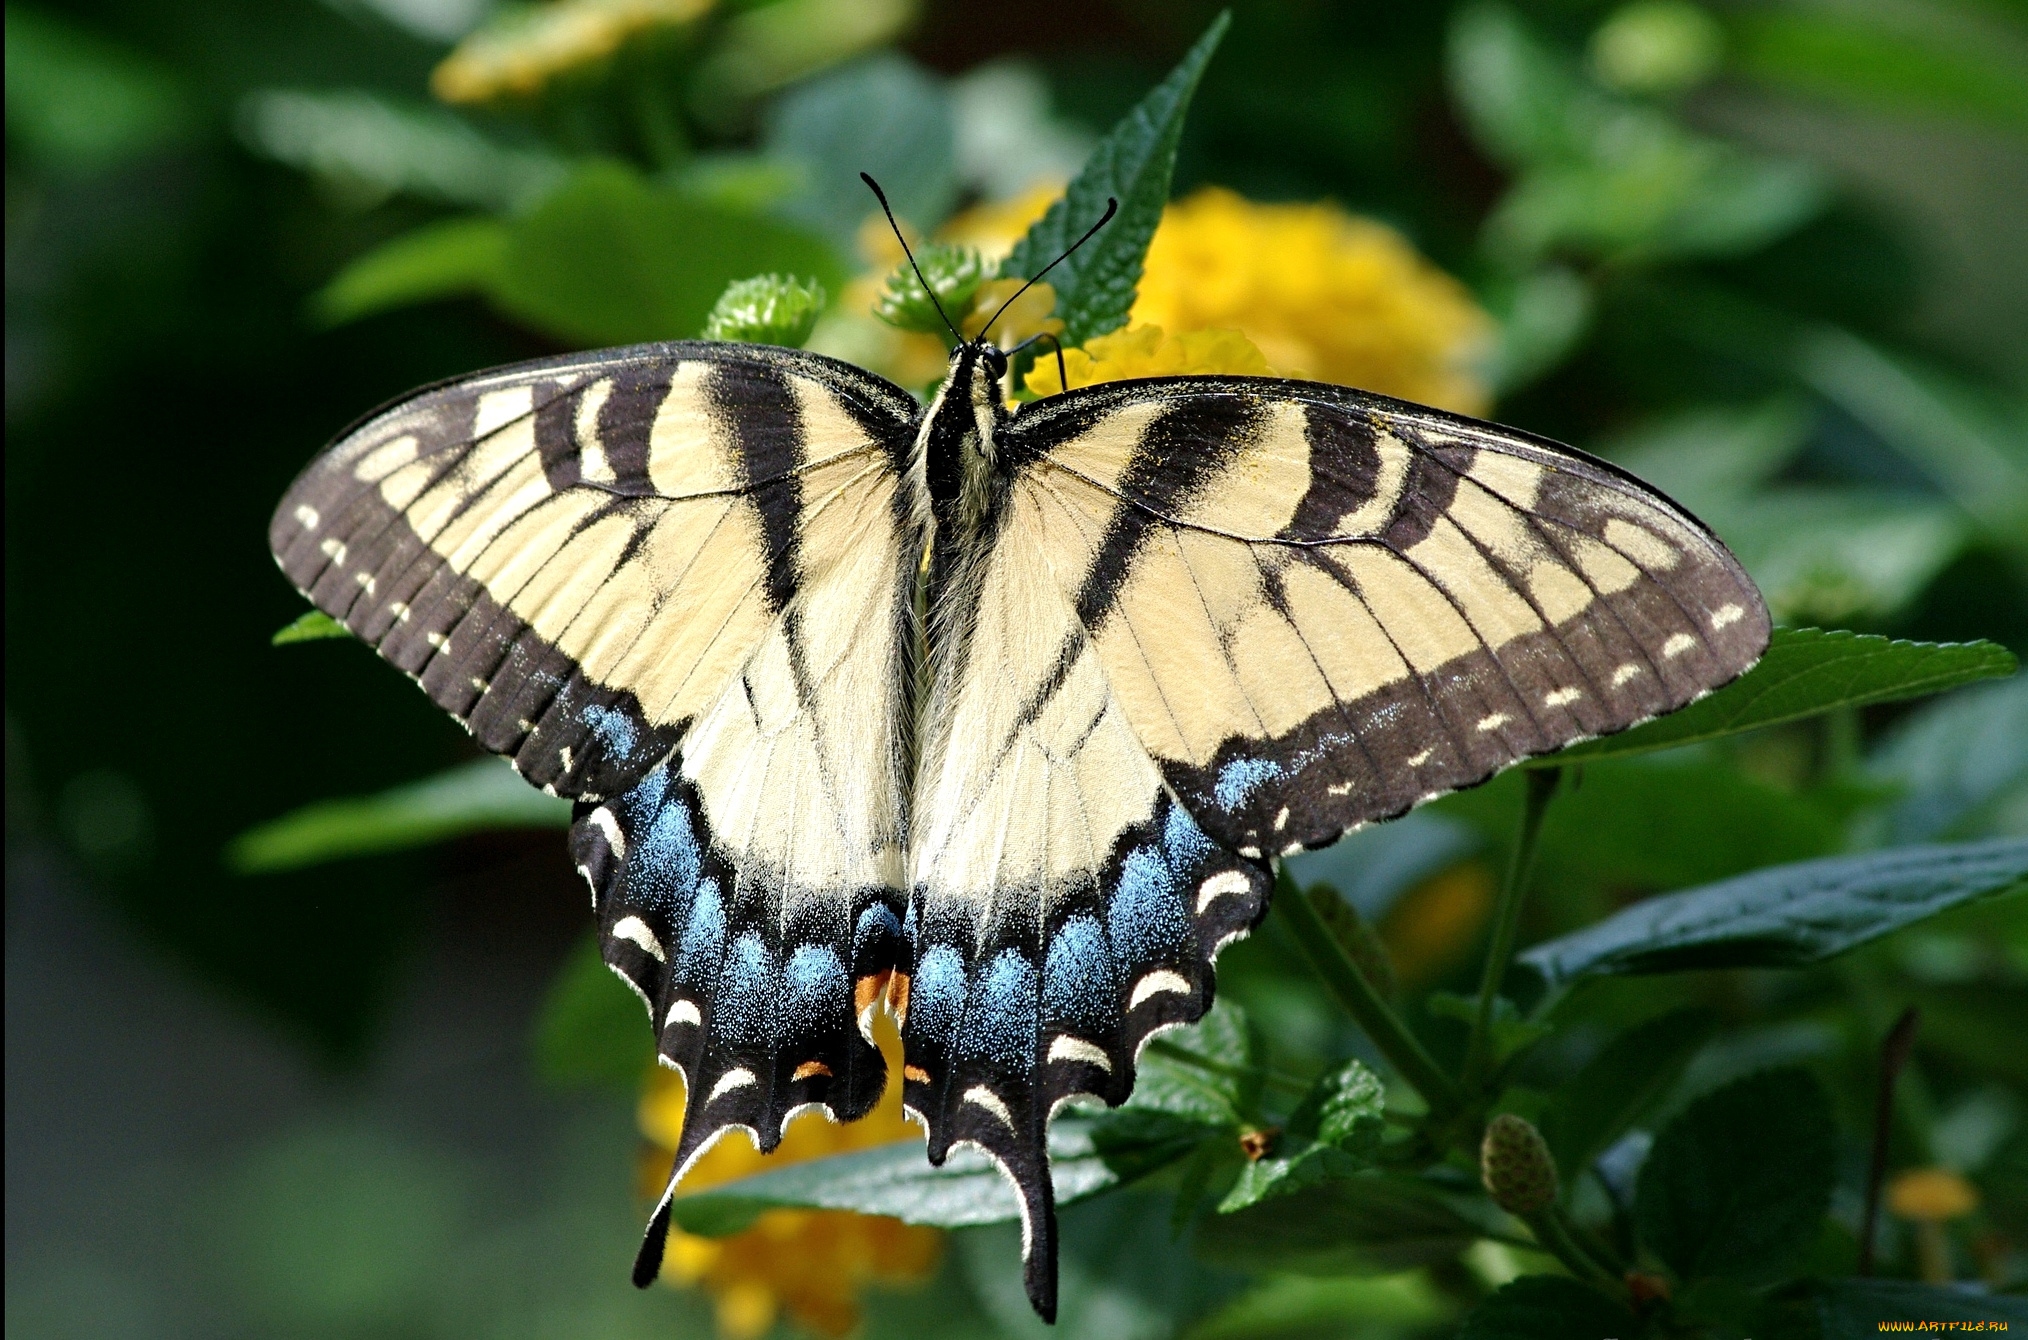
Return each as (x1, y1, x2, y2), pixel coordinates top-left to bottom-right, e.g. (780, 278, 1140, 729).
(1007, 375, 1771, 858)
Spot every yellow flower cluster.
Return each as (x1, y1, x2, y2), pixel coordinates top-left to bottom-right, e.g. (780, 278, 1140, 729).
(1131, 187, 1493, 414)
(432, 0, 715, 105)
(1022, 323, 1273, 396)
(637, 1014, 939, 1338)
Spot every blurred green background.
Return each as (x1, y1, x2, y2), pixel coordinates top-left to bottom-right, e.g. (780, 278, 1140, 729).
(6, 0, 2025, 1336)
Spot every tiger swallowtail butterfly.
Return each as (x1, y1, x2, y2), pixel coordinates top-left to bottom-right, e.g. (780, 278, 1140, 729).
(269, 187, 1767, 1320)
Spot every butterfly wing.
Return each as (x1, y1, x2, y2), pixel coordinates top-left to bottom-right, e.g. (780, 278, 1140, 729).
(1012, 375, 1771, 854)
(270, 342, 923, 1272)
(905, 374, 1768, 1316)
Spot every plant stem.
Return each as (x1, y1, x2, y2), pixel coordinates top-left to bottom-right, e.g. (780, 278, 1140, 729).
(1462, 768, 1561, 1092)
(1275, 870, 1464, 1118)
(1525, 1207, 1620, 1287)
(1144, 1038, 1308, 1097)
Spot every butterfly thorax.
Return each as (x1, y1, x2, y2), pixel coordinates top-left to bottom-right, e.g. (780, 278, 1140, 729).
(912, 342, 1011, 552)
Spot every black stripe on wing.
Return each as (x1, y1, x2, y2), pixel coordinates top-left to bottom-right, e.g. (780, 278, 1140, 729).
(570, 755, 907, 1285)
(897, 792, 1269, 1321)
(269, 342, 917, 801)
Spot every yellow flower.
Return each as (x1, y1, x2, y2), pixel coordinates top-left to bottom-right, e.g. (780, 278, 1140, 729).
(637, 1013, 940, 1338)
(432, 0, 715, 105)
(1888, 1167, 1980, 1222)
(1022, 322, 1272, 397)
(1379, 861, 1496, 988)
(1132, 187, 1493, 415)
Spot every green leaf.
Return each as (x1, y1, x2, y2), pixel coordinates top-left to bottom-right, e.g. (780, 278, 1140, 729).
(531, 935, 653, 1089)
(762, 52, 955, 249)
(1193, 1274, 1454, 1340)
(1216, 1058, 1384, 1212)
(1868, 675, 2028, 843)
(1519, 838, 2028, 990)
(270, 610, 352, 645)
(314, 217, 509, 327)
(1193, 1174, 1487, 1276)
(1539, 1006, 1719, 1181)
(226, 759, 569, 874)
(1736, 10, 2028, 136)
(5, 6, 191, 170)
(1701, 488, 1971, 625)
(1537, 628, 2019, 766)
(666, 1119, 1118, 1236)
(1455, 1275, 1638, 1340)
(1634, 1067, 1835, 1283)
(1797, 1277, 2028, 1334)
(999, 12, 1229, 346)
(1427, 991, 1550, 1065)
(490, 163, 844, 347)
(237, 89, 566, 212)
(1124, 997, 1261, 1126)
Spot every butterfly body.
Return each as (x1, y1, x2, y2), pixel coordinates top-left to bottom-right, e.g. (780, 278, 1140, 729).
(271, 334, 1767, 1320)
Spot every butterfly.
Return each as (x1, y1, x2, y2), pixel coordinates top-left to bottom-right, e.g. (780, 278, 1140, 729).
(268, 183, 1768, 1321)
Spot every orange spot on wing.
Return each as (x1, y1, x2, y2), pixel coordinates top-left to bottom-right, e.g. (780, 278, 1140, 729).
(903, 1065, 931, 1085)
(792, 1060, 833, 1081)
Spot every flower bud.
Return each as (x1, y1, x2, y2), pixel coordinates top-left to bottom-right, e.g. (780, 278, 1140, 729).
(874, 244, 987, 335)
(1481, 1114, 1559, 1215)
(703, 274, 828, 347)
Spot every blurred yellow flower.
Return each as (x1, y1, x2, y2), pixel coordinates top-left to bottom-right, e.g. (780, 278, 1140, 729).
(1380, 861, 1496, 988)
(1022, 322, 1273, 397)
(638, 1013, 940, 1338)
(432, 0, 715, 105)
(1888, 1167, 1979, 1222)
(1133, 187, 1493, 415)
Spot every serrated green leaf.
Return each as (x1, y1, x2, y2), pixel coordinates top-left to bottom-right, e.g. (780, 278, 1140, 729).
(1539, 1006, 1719, 1181)
(666, 1119, 1118, 1236)
(1518, 838, 2028, 989)
(490, 162, 844, 346)
(1455, 1275, 1637, 1340)
(1535, 628, 2018, 766)
(532, 934, 653, 1090)
(1635, 1067, 1835, 1283)
(1127, 997, 1261, 1125)
(226, 758, 569, 873)
(1193, 1174, 1487, 1276)
(270, 610, 352, 645)
(998, 12, 1228, 346)
(1216, 1058, 1384, 1212)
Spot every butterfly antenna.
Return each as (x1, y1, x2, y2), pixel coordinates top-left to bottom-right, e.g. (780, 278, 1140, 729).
(861, 172, 964, 345)
(981, 196, 1118, 341)
(1008, 330, 1069, 394)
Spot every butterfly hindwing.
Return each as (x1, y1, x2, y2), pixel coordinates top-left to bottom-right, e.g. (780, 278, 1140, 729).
(1007, 375, 1771, 857)
(904, 459, 1273, 1319)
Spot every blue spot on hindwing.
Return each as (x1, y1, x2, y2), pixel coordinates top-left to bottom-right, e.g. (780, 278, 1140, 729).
(581, 703, 641, 769)
(629, 769, 701, 916)
(910, 946, 966, 1050)
(1161, 799, 1215, 869)
(1214, 756, 1282, 811)
(1108, 842, 1192, 965)
(783, 944, 846, 1042)
(713, 932, 775, 1047)
(853, 903, 902, 965)
(960, 950, 1038, 1073)
(1043, 917, 1117, 1034)
(676, 878, 725, 987)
